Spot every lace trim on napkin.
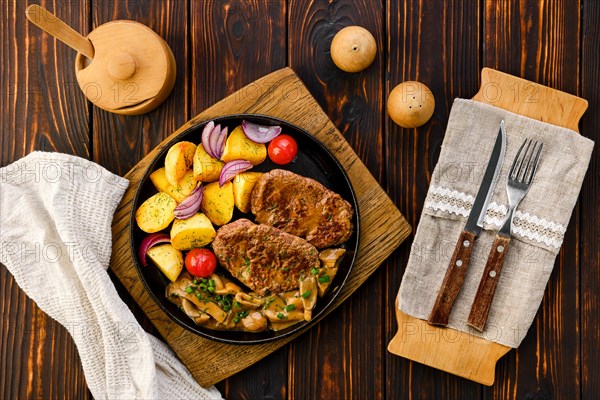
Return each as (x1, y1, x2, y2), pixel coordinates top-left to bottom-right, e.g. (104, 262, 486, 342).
(424, 186, 566, 249)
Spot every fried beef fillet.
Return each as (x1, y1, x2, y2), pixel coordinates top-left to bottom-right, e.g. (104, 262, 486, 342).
(212, 219, 320, 295)
(250, 169, 354, 249)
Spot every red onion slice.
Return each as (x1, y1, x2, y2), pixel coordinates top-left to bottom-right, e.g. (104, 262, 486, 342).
(174, 184, 203, 220)
(139, 233, 171, 267)
(201, 121, 216, 158)
(219, 160, 253, 187)
(241, 120, 282, 144)
(215, 125, 228, 159)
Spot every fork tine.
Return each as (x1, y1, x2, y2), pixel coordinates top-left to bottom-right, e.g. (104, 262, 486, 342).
(525, 142, 543, 184)
(522, 141, 538, 182)
(509, 139, 528, 179)
(517, 139, 533, 182)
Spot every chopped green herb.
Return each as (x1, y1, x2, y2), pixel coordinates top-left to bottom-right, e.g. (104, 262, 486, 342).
(234, 301, 241, 308)
(193, 278, 199, 285)
(198, 283, 208, 291)
(185, 286, 194, 294)
(301, 290, 311, 299)
(208, 279, 215, 288)
(243, 257, 250, 266)
(263, 296, 275, 309)
(208, 286, 215, 293)
(285, 304, 296, 312)
(310, 267, 319, 275)
(233, 317, 240, 323)
(277, 312, 285, 319)
(318, 275, 331, 284)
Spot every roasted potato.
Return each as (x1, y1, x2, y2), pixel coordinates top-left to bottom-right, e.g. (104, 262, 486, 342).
(232, 171, 263, 213)
(150, 168, 197, 203)
(170, 213, 216, 251)
(221, 126, 267, 165)
(146, 243, 184, 282)
(193, 143, 224, 182)
(201, 181, 234, 226)
(135, 192, 177, 233)
(164, 141, 196, 186)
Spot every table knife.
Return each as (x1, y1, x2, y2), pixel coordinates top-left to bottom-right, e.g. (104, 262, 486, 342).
(427, 120, 507, 326)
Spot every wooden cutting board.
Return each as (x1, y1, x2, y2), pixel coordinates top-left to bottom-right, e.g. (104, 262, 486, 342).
(387, 68, 588, 386)
(109, 67, 411, 387)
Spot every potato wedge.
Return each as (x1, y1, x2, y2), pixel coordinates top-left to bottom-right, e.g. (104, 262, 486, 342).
(165, 141, 196, 185)
(193, 143, 224, 182)
(201, 181, 234, 226)
(221, 126, 267, 165)
(135, 192, 177, 233)
(146, 244, 184, 282)
(150, 168, 197, 203)
(170, 213, 216, 251)
(232, 171, 263, 213)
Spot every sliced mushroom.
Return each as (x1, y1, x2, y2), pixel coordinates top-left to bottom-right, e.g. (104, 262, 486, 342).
(286, 296, 304, 311)
(319, 248, 346, 268)
(316, 249, 345, 297)
(263, 309, 304, 323)
(234, 292, 263, 309)
(241, 311, 268, 332)
(299, 276, 317, 321)
(181, 299, 211, 324)
(210, 273, 242, 295)
(316, 267, 338, 297)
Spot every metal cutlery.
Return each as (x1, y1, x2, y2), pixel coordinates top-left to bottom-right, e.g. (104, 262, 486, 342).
(428, 121, 507, 326)
(467, 138, 543, 331)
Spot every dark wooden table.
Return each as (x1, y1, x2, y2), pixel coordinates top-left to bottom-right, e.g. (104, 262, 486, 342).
(2, 0, 599, 398)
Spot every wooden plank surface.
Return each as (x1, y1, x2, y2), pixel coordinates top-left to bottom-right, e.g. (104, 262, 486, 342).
(287, 1, 385, 398)
(384, 0, 483, 398)
(1, 0, 599, 399)
(0, 1, 91, 398)
(482, 1, 582, 398)
(580, 0, 600, 399)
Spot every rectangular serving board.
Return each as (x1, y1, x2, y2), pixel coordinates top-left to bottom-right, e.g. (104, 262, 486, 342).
(387, 67, 588, 386)
(109, 67, 412, 387)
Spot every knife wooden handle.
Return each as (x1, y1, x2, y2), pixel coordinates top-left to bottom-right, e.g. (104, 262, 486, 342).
(428, 230, 476, 326)
(467, 235, 511, 332)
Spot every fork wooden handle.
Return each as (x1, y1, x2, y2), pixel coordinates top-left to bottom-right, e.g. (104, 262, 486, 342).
(467, 235, 511, 331)
(428, 230, 476, 326)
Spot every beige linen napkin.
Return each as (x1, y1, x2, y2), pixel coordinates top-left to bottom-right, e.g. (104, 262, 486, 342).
(397, 99, 594, 348)
(0, 152, 222, 399)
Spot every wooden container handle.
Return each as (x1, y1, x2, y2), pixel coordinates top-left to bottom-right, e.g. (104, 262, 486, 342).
(26, 4, 94, 59)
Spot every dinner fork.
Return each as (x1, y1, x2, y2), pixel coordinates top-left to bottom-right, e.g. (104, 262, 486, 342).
(467, 138, 543, 332)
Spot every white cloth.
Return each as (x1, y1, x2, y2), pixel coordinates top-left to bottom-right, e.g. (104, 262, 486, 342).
(0, 152, 222, 400)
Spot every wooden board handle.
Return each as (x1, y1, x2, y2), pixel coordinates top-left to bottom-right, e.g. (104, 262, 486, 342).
(428, 230, 476, 326)
(473, 68, 587, 132)
(25, 5, 94, 59)
(467, 235, 511, 331)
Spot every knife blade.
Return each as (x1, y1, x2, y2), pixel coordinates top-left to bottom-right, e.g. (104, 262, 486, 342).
(427, 120, 506, 326)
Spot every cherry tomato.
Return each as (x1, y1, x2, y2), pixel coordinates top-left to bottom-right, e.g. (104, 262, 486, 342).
(268, 134, 298, 165)
(185, 248, 217, 278)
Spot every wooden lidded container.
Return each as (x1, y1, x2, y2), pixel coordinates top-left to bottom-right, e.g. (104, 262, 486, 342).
(75, 20, 176, 115)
